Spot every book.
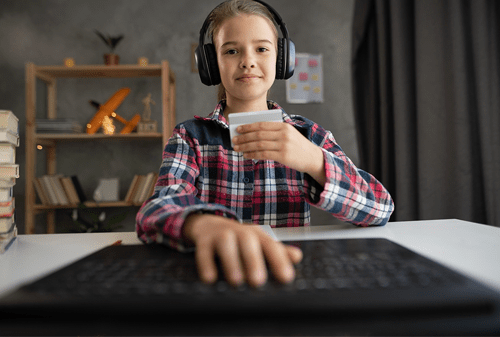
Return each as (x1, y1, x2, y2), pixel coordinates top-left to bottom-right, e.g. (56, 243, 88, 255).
(125, 175, 140, 203)
(0, 143, 16, 164)
(34, 178, 50, 205)
(40, 175, 58, 205)
(0, 164, 19, 179)
(0, 187, 12, 203)
(0, 177, 15, 188)
(60, 177, 80, 204)
(0, 110, 19, 135)
(36, 176, 81, 205)
(0, 222, 17, 254)
(142, 172, 158, 202)
(0, 198, 14, 217)
(0, 130, 19, 147)
(71, 176, 87, 202)
(36, 118, 82, 133)
(133, 175, 149, 205)
(137, 172, 156, 204)
(0, 110, 17, 253)
(48, 175, 69, 205)
(0, 215, 14, 233)
(130, 175, 143, 205)
(131, 172, 158, 205)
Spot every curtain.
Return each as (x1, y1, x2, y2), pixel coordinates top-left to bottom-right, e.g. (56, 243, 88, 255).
(351, 0, 500, 226)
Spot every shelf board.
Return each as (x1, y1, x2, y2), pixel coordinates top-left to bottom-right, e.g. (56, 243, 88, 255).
(34, 64, 163, 78)
(36, 132, 162, 141)
(34, 201, 143, 211)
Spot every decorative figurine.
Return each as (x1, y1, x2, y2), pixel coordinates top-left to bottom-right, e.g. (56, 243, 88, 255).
(141, 93, 155, 121)
(93, 178, 120, 202)
(137, 93, 158, 133)
(87, 87, 141, 134)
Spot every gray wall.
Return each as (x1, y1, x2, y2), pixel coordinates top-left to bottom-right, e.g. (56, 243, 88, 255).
(0, 0, 357, 233)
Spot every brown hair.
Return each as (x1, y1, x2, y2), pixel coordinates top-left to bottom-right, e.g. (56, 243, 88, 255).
(207, 0, 278, 102)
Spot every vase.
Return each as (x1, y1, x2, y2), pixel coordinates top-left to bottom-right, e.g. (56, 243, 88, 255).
(104, 53, 120, 65)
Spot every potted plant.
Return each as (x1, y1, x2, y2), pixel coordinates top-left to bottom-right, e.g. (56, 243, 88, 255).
(94, 30, 124, 65)
(65, 204, 127, 233)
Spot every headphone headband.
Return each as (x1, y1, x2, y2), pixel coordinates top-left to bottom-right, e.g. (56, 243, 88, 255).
(253, 0, 289, 42)
(196, 0, 295, 86)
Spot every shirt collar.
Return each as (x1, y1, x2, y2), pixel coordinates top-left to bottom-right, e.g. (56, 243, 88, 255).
(194, 100, 296, 128)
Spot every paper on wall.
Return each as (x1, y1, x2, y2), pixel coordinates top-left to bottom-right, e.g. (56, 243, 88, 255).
(286, 53, 324, 104)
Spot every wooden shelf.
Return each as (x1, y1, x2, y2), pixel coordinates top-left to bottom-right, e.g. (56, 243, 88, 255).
(34, 201, 143, 212)
(25, 61, 176, 234)
(36, 132, 162, 141)
(34, 64, 170, 79)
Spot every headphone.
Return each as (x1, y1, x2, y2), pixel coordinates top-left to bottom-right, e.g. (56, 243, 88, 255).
(195, 0, 295, 86)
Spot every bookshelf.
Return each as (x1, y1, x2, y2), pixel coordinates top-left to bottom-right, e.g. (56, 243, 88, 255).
(25, 61, 176, 234)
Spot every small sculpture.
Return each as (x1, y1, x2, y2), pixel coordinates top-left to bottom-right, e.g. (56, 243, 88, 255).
(141, 93, 156, 122)
(87, 88, 141, 134)
(137, 93, 158, 133)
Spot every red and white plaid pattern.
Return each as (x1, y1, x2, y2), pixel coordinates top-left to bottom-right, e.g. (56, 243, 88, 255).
(136, 101, 394, 251)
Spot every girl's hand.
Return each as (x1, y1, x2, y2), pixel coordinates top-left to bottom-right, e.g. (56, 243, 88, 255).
(232, 122, 326, 186)
(182, 213, 303, 287)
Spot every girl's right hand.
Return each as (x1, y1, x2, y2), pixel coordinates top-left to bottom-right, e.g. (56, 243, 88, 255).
(182, 213, 303, 288)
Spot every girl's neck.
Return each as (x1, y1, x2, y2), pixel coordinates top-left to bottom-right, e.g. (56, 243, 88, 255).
(223, 98, 269, 119)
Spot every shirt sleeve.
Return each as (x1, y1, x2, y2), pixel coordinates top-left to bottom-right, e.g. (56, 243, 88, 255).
(135, 124, 239, 251)
(302, 123, 394, 226)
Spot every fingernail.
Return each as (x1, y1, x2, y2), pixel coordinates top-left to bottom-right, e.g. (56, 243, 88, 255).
(236, 126, 242, 132)
(233, 145, 239, 151)
(202, 272, 217, 284)
(254, 270, 267, 286)
(232, 270, 243, 285)
(283, 266, 294, 283)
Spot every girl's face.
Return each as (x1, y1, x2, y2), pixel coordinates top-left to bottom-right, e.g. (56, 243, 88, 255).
(214, 14, 277, 107)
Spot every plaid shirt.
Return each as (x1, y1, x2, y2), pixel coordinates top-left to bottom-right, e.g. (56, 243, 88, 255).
(136, 101, 394, 250)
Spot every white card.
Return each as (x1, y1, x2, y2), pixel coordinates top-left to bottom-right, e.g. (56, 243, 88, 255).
(228, 109, 283, 148)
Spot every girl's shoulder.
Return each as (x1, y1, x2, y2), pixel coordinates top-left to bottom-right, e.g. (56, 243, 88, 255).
(285, 113, 331, 141)
(173, 116, 228, 147)
(286, 113, 315, 127)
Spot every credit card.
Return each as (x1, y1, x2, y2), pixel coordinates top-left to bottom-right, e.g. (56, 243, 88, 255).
(228, 109, 283, 148)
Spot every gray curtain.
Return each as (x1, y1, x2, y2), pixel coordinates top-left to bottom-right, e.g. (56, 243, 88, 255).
(351, 0, 500, 226)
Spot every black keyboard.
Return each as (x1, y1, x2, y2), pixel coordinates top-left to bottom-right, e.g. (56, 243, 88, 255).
(25, 238, 462, 297)
(2, 238, 499, 336)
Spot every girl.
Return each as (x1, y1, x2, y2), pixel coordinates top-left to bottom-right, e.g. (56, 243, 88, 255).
(136, 0, 394, 288)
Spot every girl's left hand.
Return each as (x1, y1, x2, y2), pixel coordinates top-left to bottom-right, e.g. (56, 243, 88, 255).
(232, 122, 326, 186)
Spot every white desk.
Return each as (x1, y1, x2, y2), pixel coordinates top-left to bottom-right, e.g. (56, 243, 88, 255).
(1, 219, 500, 298)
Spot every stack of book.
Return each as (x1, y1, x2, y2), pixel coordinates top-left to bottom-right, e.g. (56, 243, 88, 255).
(34, 172, 157, 207)
(34, 175, 86, 206)
(0, 110, 19, 253)
(36, 118, 82, 133)
(125, 172, 158, 205)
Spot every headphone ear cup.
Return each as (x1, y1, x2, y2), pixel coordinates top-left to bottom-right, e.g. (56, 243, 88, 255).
(195, 44, 211, 86)
(204, 43, 221, 86)
(285, 39, 295, 79)
(276, 38, 285, 79)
